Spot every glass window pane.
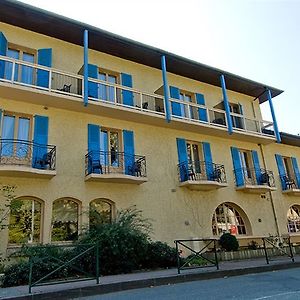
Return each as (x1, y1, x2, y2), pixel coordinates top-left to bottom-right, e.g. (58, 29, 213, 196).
(89, 199, 112, 227)
(21, 53, 34, 84)
(1, 115, 15, 156)
(16, 118, 30, 158)
(110, 132, 119, 166)
(100, 130, 108, 165)
(5, 49, 19, 81)
(51, 199, 78, 242)
(98, 73, 107, 100)
(107, 75, 116, 102)
(9, 199, 41, 244)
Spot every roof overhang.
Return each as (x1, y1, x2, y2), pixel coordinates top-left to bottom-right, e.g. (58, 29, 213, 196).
(0, 0, 284, 103)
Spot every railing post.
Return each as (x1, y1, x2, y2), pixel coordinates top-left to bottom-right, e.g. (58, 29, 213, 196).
(83, 29, 89, 107)
(48, 69, 52, 91)
(262, 238, 269, 264)
(96, 242, 100, 284)
(11, 60, 15, 82)
(220, 74, 233, 135)
(266, 89, 281, 143)
(28, 255, 33, 294)
(175, 241, 180, 274)
(214, 239, 219, 270)
(161, 55, 171, 123)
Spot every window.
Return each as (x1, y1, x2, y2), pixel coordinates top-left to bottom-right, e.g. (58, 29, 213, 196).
(287, 205, 300, 233)
(283, 157, 294, 180)
(100, 128, 122, 167)
(239, 150, 253, 179)
(4, 44, 36, 84)
(186, 141, 204, 174)
(98, 69, 119, 102)
(0, 111, 32, 159)
(179, 92, 193, 118)
(89, 199, 113, 228)
(51, 198, 79, 242)
(212, 203, 247, 236)
(9, 198, 42, 244)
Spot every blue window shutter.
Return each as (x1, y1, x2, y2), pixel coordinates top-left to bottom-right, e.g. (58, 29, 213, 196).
(88, 64, 98, 99)
(291, 157, 300, 188)
(88, 124, 100, 174)
(0, 32, 8, 79)
(176, 138, 188, 181)
(275, 154, 286, 190)
(121, 73, 133, 106)
(251, 150, 262, 184)
(203, 142, 213, 180)
(231, 147, 244, 187)
(196, 93, 208, 122)
(123, 130, 135, 175)
(170, 86, 182, 117)
(37, 49, 52, 88)
(32, 115, 49, 169)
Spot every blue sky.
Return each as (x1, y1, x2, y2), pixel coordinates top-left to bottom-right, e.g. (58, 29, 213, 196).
(20, 0, 300, 135)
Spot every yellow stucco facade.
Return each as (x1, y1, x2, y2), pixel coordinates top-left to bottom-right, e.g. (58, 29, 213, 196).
(0, 17, 299, 256)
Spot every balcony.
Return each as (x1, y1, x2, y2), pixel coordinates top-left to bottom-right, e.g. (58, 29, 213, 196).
(85, 151, 147, 184)
(178, 161, 228, 191)
(234, 168, 276, 193)
(0, 55, 275, 143)
(280, 175, 300, 195)
(0, 139, 56, 178)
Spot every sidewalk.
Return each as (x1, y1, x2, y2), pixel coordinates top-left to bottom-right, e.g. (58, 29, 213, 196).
(1, 256, 299, 300)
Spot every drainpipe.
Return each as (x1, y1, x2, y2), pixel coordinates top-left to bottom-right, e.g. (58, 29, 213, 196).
(161, 55, 171, 123)
(220, 74, 233, 135)
(83, 29, 89, 107)
(259, 143, 281, 236)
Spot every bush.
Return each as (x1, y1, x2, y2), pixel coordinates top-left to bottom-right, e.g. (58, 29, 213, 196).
(142, 241, 177, 269)
(2, 207, 178, 286)
(219, 233, 239, 251)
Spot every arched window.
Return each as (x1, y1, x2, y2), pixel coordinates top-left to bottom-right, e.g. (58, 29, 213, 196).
(287, 205, 300, 233)
(89, 199, 113, 228)
(212, 203, 247, 236)
(9, 197, 42, 244)
(51, 198, 79, 242)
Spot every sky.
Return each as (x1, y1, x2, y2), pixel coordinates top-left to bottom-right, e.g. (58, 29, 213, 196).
(19, 0, 300, 135)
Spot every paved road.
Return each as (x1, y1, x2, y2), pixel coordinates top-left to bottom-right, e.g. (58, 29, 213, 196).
(79, 268, 300, 300)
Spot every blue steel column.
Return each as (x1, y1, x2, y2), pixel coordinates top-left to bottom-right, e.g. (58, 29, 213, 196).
(220, 74, 233, 134)
(266, 89, 281, 143)
(83, 29, 89, 107)
(161, 55, 171, 123)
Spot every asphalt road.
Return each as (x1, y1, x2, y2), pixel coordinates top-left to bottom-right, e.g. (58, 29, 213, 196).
(78, 268, 300, 300)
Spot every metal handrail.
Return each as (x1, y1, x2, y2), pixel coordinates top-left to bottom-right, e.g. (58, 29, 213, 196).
(233, 167, 275, 187)
(177, 160, 226, 183)
(174, 238, 219, 274)
(85, 150, 147, 177)
(0, 139, 56, 170)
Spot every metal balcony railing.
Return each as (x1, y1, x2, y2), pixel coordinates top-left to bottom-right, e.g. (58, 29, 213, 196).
(85, 150, 147, 177)
(177, 160, 226, 183)
(279, 174, 300, 190)
(233, 167, 275, 187)
(0, 139, 56, 170)
(0, 54, 275, 138)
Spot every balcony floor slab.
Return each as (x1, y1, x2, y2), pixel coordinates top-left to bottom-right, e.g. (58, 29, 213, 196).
(179, 180, 228, 191)
(282, 189, 300, 196)
(85, 173, 148, 184)
(236, 185, 276, 194)
(0, 165, 56, 178)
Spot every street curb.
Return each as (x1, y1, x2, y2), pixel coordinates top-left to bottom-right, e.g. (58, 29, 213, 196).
(3, 261, 300, 300)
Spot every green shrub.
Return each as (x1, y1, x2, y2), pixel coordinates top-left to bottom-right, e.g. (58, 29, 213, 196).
(142, 241, 177, 269)
(219, 233, 239, 251)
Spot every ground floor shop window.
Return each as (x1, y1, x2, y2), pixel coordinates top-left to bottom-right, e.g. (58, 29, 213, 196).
(51, 198, 79, 242)
(89, 199, 113, 228)
(287, 205, 300, 233)
(212, 202, 247, 236)
(9, 197, 42, 244)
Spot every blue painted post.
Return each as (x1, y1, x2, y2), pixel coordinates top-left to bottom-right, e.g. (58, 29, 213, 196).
(267, 89, 281, 143)
(220, 74, 233, 135)
(161, 55, 171, 123)
(83, 29, 89, 107)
